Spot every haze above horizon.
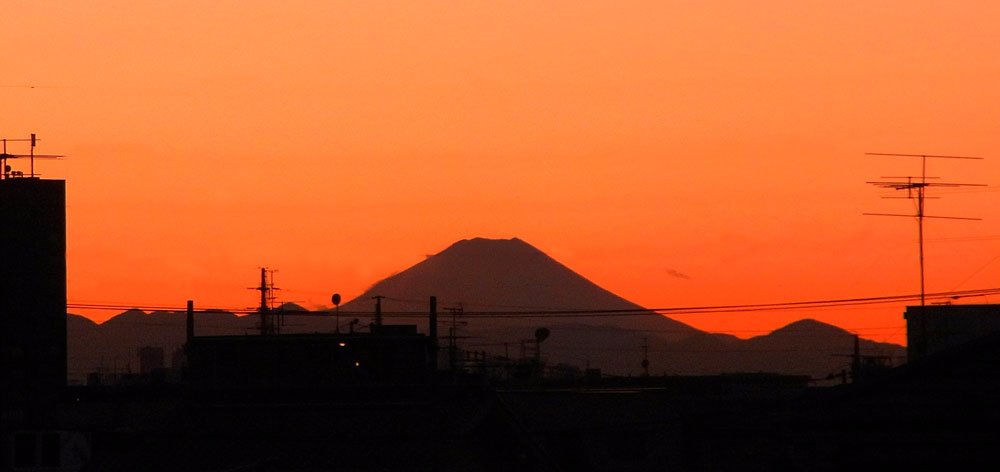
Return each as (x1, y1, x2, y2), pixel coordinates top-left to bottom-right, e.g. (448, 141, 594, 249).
(5, 1, 999, 345)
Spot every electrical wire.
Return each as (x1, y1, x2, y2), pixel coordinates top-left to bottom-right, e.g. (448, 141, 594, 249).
(67, 286, 1000, 318)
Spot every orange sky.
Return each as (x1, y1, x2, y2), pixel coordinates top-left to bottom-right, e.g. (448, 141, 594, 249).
(4, 1, 1000, 345)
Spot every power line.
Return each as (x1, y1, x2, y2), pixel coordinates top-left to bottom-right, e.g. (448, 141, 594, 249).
(66, 286, 1000, 318)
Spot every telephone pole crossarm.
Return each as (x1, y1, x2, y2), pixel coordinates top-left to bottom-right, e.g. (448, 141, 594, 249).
(864, 151, 986, 308)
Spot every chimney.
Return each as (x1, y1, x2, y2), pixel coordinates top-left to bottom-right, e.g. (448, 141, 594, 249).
(429, 296, 438, 372)
(186, 300, 195, 341)
(373, 295, 384, 327)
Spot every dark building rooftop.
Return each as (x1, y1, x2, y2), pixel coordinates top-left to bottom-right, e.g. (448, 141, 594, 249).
(185, 328, 434, 389)
(904, 304, 1000, 362)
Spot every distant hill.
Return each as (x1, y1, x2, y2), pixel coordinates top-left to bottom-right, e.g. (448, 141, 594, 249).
(67, 314, 101, 382)
(66, 237, 905, 379)
(66, 310, 251, 383)
(651, 319, 905, 377)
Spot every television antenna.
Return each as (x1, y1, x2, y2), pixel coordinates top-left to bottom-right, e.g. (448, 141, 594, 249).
(1, 133, 64, 179)
(249, 267, 281, 335)
(865, 152, 986, 307)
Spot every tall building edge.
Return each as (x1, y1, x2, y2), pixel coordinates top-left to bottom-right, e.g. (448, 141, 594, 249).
(0, 178, 67, 427)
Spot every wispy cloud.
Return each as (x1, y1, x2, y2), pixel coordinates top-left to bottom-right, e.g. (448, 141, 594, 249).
(666, 269, 691, 280)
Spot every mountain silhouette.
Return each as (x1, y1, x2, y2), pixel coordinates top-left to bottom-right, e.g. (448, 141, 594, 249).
(66, 238, 905, 379)
(658, 318, 905, 376)
(67, 309, 252, 382)
(339, 237, 699, 336)
(334, 237, 904, 375)
(344, 237, 644, 311)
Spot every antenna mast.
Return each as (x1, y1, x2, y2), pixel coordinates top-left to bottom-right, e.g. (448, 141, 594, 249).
(865, 152, 985, 307)
(1, 133, 63, 180)
(251, 267, 280, 335)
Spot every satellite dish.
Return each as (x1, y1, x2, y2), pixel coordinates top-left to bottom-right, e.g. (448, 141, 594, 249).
(534, 327, 550, 343)
(332, 293, 341, 306)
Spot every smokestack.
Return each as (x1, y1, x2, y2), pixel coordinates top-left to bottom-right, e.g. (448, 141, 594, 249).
(186, 300, 194, 341)
(429, 296, 438, 372)
(373, 295, 383, 326)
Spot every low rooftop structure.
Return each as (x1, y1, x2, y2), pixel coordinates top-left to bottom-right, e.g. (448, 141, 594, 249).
(185, 328, 433, 389)
(904, 304, 1000, 362)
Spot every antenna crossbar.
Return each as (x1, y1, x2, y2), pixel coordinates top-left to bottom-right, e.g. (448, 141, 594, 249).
(867, 181, 985, 188)
(866, 152, 985, 160)
(863, 213, 981, 220)
(864, 151, 986, 359)
(1, 134, 64, 179)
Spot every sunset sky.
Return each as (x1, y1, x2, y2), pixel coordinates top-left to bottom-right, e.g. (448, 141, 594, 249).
(4, 1, 999, 344)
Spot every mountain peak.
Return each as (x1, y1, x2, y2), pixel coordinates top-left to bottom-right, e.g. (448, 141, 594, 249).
(744, 319, 854, 346)
(451, 236, 526, 246)
(99, 308, 148, 326)
(343, 237, 649, 313)
(338, 237, 698, 330)
(436, 237, 540, 258)
(770, 318, 850, 337)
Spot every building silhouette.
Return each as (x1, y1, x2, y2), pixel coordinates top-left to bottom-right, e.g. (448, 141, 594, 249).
(0, 177, 69, 470)
(0, 178, 66, 417)
(905, 304, 1000, 361)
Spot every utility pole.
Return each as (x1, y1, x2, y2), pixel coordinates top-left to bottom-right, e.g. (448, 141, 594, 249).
(866, 152, 984, 359)
(866, 152, 985, 306)
(251, 268, 280, 335)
